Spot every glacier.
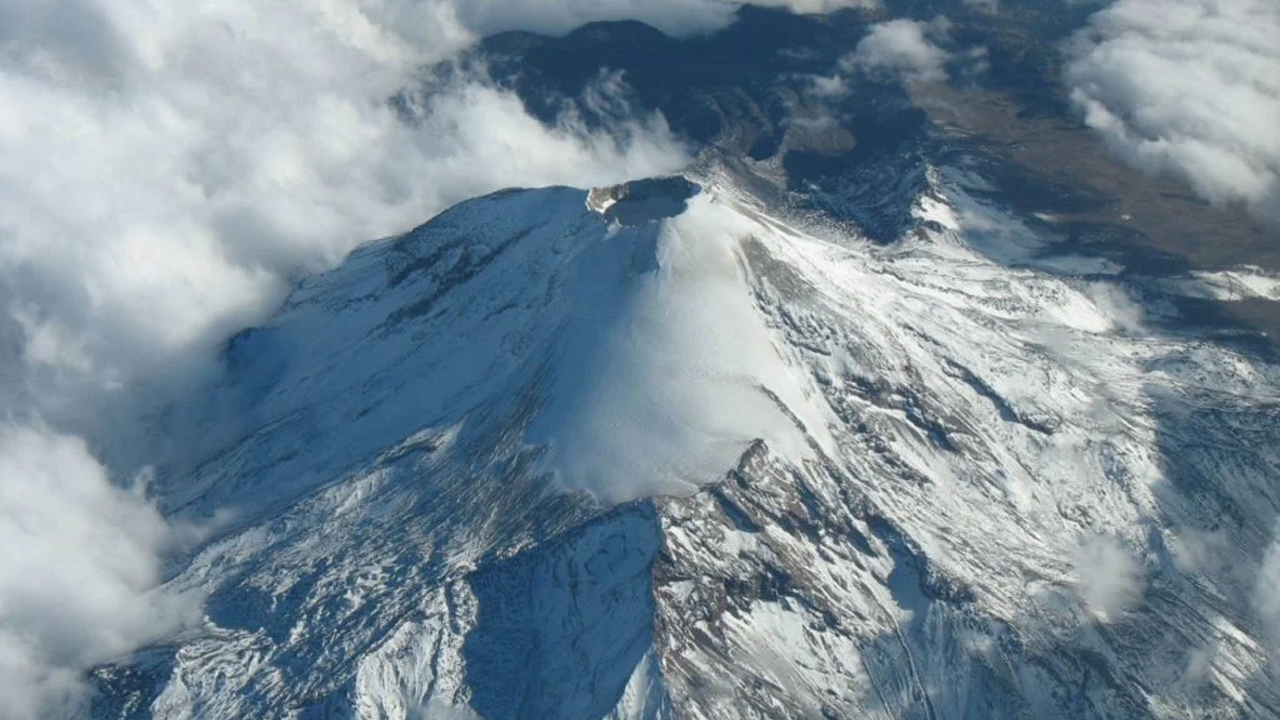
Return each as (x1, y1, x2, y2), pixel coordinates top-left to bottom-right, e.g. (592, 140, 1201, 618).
(90, 164, 1280, 720)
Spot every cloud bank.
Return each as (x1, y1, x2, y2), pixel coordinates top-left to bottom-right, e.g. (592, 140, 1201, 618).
(0, 2, 882, 717)
(1066, 0, 1280, 225)
(0, 3, 691, 428)
(0, 426, 194, 719)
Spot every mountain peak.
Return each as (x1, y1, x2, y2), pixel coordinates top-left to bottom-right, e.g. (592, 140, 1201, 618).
(586, 175, 701, 226)
(99, 155, 1280, 720)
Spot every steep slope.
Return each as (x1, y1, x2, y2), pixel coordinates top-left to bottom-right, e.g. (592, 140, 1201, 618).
(93, 169, 1280, 720)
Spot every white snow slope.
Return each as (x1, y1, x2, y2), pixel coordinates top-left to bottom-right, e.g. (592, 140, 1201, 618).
(92, 169, 1280, 720)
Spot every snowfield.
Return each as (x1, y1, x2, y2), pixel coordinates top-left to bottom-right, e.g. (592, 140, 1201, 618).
(93, 168, 1280, 720)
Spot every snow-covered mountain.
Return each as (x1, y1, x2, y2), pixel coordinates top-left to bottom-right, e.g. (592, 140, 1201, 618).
(89, 156, 1280, 719)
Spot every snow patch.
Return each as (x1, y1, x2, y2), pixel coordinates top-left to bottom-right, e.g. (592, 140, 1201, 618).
(1163, 267, 1280, 303)
(530, 194, 826, 502)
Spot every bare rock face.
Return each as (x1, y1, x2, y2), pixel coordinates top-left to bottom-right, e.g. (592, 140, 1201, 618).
(587, 176, 701, 226)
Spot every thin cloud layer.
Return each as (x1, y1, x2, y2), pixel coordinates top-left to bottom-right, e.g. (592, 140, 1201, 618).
(1066, 0, 1280, 225)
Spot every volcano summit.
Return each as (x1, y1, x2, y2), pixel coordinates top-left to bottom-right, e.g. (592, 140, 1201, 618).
(5, 4, 1278, 720)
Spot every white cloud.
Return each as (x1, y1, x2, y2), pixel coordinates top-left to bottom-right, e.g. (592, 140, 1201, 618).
(0, 425, 197, 720)
(1073, 534, 1146, 621)
(1066, 0, 1280, 225)
(844, 17, 953, 84)
(1085, 281, 1146, 334)
(0, 2, 888, 716)
(0, 4, 690, 429)
(807, 74, 850, 97)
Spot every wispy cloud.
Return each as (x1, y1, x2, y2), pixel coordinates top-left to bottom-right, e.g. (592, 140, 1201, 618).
(1073, 533, 1146, 621)
(844, 17, 954, 84)
(1258, 527, 1280, 672)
